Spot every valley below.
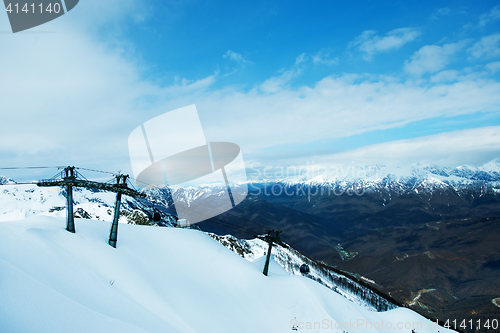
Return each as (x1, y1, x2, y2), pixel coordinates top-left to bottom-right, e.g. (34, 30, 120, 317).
(197, 170, 500, 332)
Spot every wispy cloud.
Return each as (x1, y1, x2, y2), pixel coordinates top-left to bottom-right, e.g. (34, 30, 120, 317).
(404, 41, 468, 75)
(430, 70, 460, 83)
(479, 6, 500, 27)
(2, 0, 500, 175)
(258, 54, 305, 93)
(223, 50, 252, 64)
(430, 7, 451, 20)
(467, 33, 500, 59)
(349, 27, 421, 60)
(294, 53, 307, 65)
(194, 73, 500, 163)
(486, 61, 500, 73)
(2, 28, 500, 172)
(318, 126, 500, 167)
(312, 50, 339, 65)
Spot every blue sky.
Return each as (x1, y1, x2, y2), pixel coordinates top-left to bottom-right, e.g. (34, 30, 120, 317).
(123, 1, 499, 83)
(1, 0, 500, 181)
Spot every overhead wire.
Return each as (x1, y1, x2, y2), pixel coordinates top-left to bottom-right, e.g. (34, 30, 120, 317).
(0, 165, 278, 240)
(75, 167, 116, 175)
(1, 166, 391, 304)
(125, 179, 260, 237)
(124, 178, 261, 237)
(128, 175, 273, 230)
(122, 185, 259, 238)
(0, 166, 65, 170)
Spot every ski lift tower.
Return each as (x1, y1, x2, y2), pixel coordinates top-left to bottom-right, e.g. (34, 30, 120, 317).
(37, 166, 146, 248)
(259, 229, 282, 276)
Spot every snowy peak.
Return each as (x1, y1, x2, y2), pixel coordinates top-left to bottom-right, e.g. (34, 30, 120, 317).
(0, 176, 17, 185)
(249, 159, 500, 184)
(114, 160, 500, 209)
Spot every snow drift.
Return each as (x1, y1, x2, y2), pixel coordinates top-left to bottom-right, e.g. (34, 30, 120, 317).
(0, 216, 453, 333)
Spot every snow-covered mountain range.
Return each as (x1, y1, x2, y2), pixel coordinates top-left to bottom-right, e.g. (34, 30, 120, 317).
(0, 181, 395, 310)
(263, 160, 500, 198)
(149, 160, 500, 208)
(250, 160, 500, 184)
(0, 179, 457, 332)
(2, 161, 499, 332)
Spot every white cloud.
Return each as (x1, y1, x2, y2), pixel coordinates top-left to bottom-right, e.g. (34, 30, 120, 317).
(294, 53, 307, 65)
(1, 1, 500, 176)
(318, 126, 500, 167)
(258, 69, 297, 94)
(404, 41, 468, 75)
(258, 55, 305, 93)
(430, 7, 452, 20)
(312, 50, 339, 65)
(2, 27, 500, 174)
(350, 27, 421, 60)
(430, 70, 459, 83)
(479, 6, 500, 27)
(191, 73, 500, 164)
(467, 34, 500, 59)
(223, 50, 251, 64)
(0, 0, 212, 172)
(486, 61, 500, 73)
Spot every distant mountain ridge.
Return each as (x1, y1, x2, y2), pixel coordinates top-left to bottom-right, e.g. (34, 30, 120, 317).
(2, 166, 499, 331)
(249, 160, 500, 187)
(158, 160, 500, 208)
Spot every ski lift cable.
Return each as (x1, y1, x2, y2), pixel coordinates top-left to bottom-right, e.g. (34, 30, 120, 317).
(104, 175, 279, 239)
(202, 213, 261, 236)
(189, 212, 260, 238)
(146, 196, 261, 237)
(0, 181, 39, 186)
(0, 170, 280, 243)
(128, 177, 272, 231)
(136, 196, 259, 238)
(0, 166, 258, 236)
(74, 170, 89, 181)
(0, 169, 310, 256)
(0, 166, 66, 170)
(75, 167, 116, 175)
(88, 172, 284, 238)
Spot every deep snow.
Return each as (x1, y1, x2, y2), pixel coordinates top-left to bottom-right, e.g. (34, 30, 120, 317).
(0, 216, 454, 333)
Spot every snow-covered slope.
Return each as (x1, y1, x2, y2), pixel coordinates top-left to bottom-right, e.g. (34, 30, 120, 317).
(0, 216, 453, 333)
(0, 184, 119, 221)
(209, 234, 397, 312)
(0, 183, 176, 226)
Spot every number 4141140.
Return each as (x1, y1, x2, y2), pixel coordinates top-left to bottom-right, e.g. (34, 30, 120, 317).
(441, 318, 499, 330)
(5, 2, 62, 14)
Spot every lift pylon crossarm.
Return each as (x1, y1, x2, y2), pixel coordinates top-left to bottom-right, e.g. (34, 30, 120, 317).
(37, 179, 146, 198)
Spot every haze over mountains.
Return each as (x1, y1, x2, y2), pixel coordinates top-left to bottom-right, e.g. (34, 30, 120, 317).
(190, 160, 500, 330)
(0, 180, 455, 333)
(1, 159, 500, 332)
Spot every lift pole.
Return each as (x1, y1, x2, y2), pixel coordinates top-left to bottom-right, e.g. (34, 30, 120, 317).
(64, 166, 76, 233)
(108, 174, 128, 248)
(262, 230, 282, 276)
